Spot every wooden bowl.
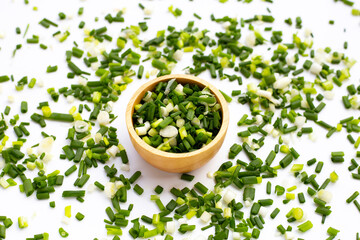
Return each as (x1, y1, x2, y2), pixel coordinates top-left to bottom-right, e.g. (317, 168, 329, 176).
(125, 74, 229, 173)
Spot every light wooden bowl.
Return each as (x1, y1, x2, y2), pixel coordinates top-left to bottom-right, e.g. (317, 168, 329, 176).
(125, 74, 229, 173)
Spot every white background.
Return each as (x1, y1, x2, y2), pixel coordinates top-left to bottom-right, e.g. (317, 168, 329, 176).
(0, 0, 360, 239)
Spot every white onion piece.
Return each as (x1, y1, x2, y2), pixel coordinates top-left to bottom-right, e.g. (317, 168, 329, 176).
(223, 190, 236, 204)
(294, 116, 306, 127)
(143, 91, 153, 102)
(97, 111, 110, 125)
(107, 145, 119, 157)
(173, 50, 183, 61)
(168, 137, 177, 146)
(200, 211, 211, 223)
(174, 84, 184, 94)
(310, 62, 322, 75)
(159, 125, 178, 138)
(274, 77, 291, 89)
(38, 137, 54, 154)
(318, 189, 332, 203)
(166, 221, 175, 234)
(164, 79, 176, 95)
(74, 120, 89, 133)
(176, 119, 185, 128)
(104, 182, 116, 198)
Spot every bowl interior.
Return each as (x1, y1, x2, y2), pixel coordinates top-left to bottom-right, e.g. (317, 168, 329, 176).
(126, 74, 229, 160)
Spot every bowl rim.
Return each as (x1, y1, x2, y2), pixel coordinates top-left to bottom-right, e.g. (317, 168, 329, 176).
(125, 74, 229, 159)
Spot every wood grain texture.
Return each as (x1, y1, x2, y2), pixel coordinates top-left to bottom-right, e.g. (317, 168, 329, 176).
(125, 74, 229, 173)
